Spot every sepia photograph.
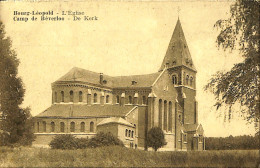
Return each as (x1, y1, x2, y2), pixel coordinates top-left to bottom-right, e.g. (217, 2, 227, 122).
(0, 0, 259, 167)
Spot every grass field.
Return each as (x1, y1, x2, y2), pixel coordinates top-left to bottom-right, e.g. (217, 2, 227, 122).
(0, 146, 259, 167)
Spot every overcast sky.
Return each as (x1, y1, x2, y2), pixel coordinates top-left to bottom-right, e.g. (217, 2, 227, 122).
(0, 0, 256, 137)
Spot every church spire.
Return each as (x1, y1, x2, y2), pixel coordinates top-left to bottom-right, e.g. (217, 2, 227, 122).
(159, 19, 196, 72)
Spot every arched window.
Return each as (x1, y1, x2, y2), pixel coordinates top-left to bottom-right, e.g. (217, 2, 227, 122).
(168, 102, 172, 132)
(159, 99, 162, 129)
(90, 122, 94, 132)
(106, 95, 109, 103)
(61, 91, 64, 102)
(163, 100, 167, 130)
(131, 131, 134, 138)
(142, 96, 146, 105)
(129, 96, 132, 104)
(190, 77, 193, 86)
(125, 129, 128, 137)
(94, 93, 97, 103)
(43, 121, 46, 132)
(54, 92, 57, 103)
(199, 135, 203, 142)
(172, 75, 177, 85)
(80, 122, 85, 132)
(60, 122, 65, 132)
(186, 75, 189, 85)
(51, 122, 55, 132)
(37, 122, 40, 132)
(128, 130, 131, 137)
(79, 91, 83, 102)
(116, 95, 120, 104)
(70, 91, 74, 102)
(70, 122, 75, 132)
(179, 114, 182, 122)
(184, 134, 187, 142)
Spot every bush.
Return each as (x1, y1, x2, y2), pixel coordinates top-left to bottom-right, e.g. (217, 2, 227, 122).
(76, 137, 89, 149)
(49, 134, 88, 149)
(0, 132, 10, 146)
(147, 127, 166, 151)
(49, 132, 124, 149)
(87, 132, 124, 148)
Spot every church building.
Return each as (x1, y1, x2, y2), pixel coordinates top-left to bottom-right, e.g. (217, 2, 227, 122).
(33, 19, 205, 151)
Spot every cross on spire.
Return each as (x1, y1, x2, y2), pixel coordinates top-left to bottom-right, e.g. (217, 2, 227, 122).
(177, 7, 181, 19)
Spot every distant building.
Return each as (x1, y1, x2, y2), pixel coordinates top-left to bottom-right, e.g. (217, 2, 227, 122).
(33, 19, 205, 151)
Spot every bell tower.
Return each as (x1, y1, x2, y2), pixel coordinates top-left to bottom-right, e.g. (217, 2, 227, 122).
(159, 18, 196, 86)
(160, 18, 198, 125)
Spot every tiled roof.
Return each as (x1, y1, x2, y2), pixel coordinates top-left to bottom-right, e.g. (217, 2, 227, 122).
(112, 73, 160, 88)
(54, 67, 160, 88)
(97, 117, 134, 127)
(55, 67, 114, 87)
(159, 19, 196, 72)
(36, 104, 136, 118)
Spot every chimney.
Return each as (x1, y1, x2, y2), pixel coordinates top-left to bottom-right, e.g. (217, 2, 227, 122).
(132, 81, 137, 85)
(100, 73, 103, 85)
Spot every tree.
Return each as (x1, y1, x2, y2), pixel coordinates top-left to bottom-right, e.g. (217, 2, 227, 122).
(146, 127, 166, 151)
(0, 21, 34, 146)
(204, 0, 259, 123)
(87, 132, 124, 148)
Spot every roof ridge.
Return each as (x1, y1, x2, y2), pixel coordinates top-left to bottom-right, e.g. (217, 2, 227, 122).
(112, 71, 160, 78)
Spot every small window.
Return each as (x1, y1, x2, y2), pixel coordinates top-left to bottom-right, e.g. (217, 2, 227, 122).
(51, 122, 55, 132)
(116, 95, 120, 104)
(186, 75, 189, 85)
(172, 75, 177, 85)
(179, 115, 182, 121)
(94, 93, 97, 103)
(90, 122, 94, 132)
(60, 122, 65, 132)
(70, 122, 75, 132)
(106, 95, 109, 103)
(80, 122, 85, 132)
(70, 91, 74, 102)
(54, 92, 57, 103)
(128, 130, 131, 137)
(125, 129, 128, 137)
(61, 91, 64, 102)
(142, 96, 146, 105)
(184, 134, 187, 142)
(43, 121, 46, 132)
(129, 96, 132, 104)
(79, 91, 83, 102)
(190, 77, 193, 86)
(131, 131, 134, 138)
